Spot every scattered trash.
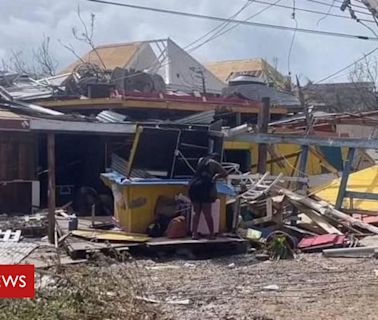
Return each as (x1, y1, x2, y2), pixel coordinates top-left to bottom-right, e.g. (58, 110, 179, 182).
(184, 263, 196, 268)
(166, 299, 191, 305)
(246, 228, 262, 240)
(262, 284, 280, 291)
(146, 265, 181, 270)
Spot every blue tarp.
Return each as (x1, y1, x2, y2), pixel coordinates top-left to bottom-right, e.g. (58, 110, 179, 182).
(101, 171, 235, 196)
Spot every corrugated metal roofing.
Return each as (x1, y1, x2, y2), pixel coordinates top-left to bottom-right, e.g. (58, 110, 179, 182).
(173, 110, 215, 124)
(222, 83, 300, 107)
(111, 153, 152, 178)
(96, 110, 128, 123)
(0, 242, 38, 264)
(1, 75, 54, 101)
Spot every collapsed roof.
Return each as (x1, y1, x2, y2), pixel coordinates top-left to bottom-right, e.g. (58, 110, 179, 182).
(60, 38, 225, 94)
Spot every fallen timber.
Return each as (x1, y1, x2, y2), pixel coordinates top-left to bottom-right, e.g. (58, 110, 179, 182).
(279, 188, 378, 235)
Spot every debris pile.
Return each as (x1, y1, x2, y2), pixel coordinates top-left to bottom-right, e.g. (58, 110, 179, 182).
(232, 170, 378, 259)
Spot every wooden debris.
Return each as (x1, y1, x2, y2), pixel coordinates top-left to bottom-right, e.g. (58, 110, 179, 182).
(72, 229, 150, 242)
(297, 207, 343, 235)
(279, 188, 378, 234)
(0, 229, 21, 242)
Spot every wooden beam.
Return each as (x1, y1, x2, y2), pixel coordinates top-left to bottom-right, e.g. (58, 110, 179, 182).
(38, 98, 288, 114)
(335, 147, 355, 210)
(227, 133, 378, 149)
(251, 151, 300, 169)
(47, 133, 56, 244)
(294, 204, 343, 235)
(257, 97, 270, 174)
(29, 119, 136, 134)
(281, 187, 378, 234)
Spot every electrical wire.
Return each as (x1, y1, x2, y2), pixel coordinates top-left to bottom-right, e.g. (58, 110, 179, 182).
(359, 20, 378, 37)
(187, 0, 283, 53)
(316, 0, 337, 25)
(139, 0, 279, 86)
(305, 0, 372, 12)
(86, 0, 378, 41)
(287, 0, 298, 75)
(183, 0, 252, 51)
(251, 0, 376, 23)
(315, 46, 378, 83)
(303, 0, 373, 16)
(100, 2, 253, 85)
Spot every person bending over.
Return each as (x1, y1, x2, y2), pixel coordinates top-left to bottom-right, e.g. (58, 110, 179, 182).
(188, 153, 228, 240)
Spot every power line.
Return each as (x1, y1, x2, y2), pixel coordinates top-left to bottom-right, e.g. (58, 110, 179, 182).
(100, 1, 253, 82)
(307, 0, 372, 11)
(252, 0, 376, 23)
(315, 46, 378, 83)
(288, 0, 298, 74)
(304, 0, 372, 16)
(187, 0, 283, 53)
(316, 0, 337, 25)
(184, 1, 252, 51)
(86, 0, 378, 41)
(110, 0, 279, 84)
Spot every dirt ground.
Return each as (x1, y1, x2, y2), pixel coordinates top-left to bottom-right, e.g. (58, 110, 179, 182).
(136, 254, 378, 320)
(4, 251, 378, 319)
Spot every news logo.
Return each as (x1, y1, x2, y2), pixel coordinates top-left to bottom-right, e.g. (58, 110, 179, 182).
(0, 265, 35, 298)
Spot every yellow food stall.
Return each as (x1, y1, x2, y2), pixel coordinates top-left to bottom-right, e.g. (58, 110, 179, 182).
(101, 172, 234, 234)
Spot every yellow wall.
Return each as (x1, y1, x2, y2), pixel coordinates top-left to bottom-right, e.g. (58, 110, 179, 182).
(224, 141, 324, 176)
(312, 165, 378, 212)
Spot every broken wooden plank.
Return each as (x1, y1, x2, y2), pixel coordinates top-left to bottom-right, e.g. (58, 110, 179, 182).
(279, 188, 378, 234)
(302, 211, 342, 235)
(293, 202, 343, 235)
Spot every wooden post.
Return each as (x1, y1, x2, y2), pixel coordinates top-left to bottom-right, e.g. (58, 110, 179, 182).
(47, 133, 56, 244)
(296, 145, 309, 191)
(257, 97, 270, 174)
(335, 147, 355, 210)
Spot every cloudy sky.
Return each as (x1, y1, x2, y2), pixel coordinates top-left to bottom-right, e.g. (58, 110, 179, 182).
(1, 0, 377, 82)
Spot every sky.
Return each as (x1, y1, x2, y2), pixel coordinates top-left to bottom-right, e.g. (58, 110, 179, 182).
(1, 0, 377, 83)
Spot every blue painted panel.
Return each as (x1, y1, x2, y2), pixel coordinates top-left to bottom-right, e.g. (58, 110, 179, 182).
(101, 171, 235, 195)
(319, 146, 344, 171)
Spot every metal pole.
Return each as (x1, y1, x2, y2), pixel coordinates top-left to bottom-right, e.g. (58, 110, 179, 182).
(296, 145, 309, 191)
(47, 133, 56, 244)
(257, 97, 270, 174)
(335, 147, 355, 210)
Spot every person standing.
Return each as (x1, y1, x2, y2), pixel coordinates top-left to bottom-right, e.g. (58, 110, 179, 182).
(188, 153, 228, 240)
